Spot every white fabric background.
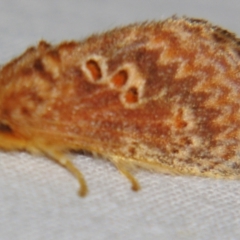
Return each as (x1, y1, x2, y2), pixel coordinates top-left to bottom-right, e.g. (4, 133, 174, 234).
(1, 1, 240, 239)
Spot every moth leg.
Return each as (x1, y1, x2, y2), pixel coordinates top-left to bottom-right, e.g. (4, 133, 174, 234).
(41, 148, 88, 197)
(62, 157, 88, 197)
(113, 161, 141, 191)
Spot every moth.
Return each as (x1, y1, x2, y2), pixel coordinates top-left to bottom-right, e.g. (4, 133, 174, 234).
(1, 16, 240, 196)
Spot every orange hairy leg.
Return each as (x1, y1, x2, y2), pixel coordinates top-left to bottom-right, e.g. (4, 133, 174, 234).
(1, 16, 240, 196)
(0, 125, 84, 196)
(40, 148, 88, 197)
(0, 122, 139, 195)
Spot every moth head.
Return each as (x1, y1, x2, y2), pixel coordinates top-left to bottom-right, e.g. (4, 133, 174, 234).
(0, 44, 54, 148)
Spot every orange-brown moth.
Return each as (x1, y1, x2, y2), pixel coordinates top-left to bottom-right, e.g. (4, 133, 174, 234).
(1, 16, 240, 196)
